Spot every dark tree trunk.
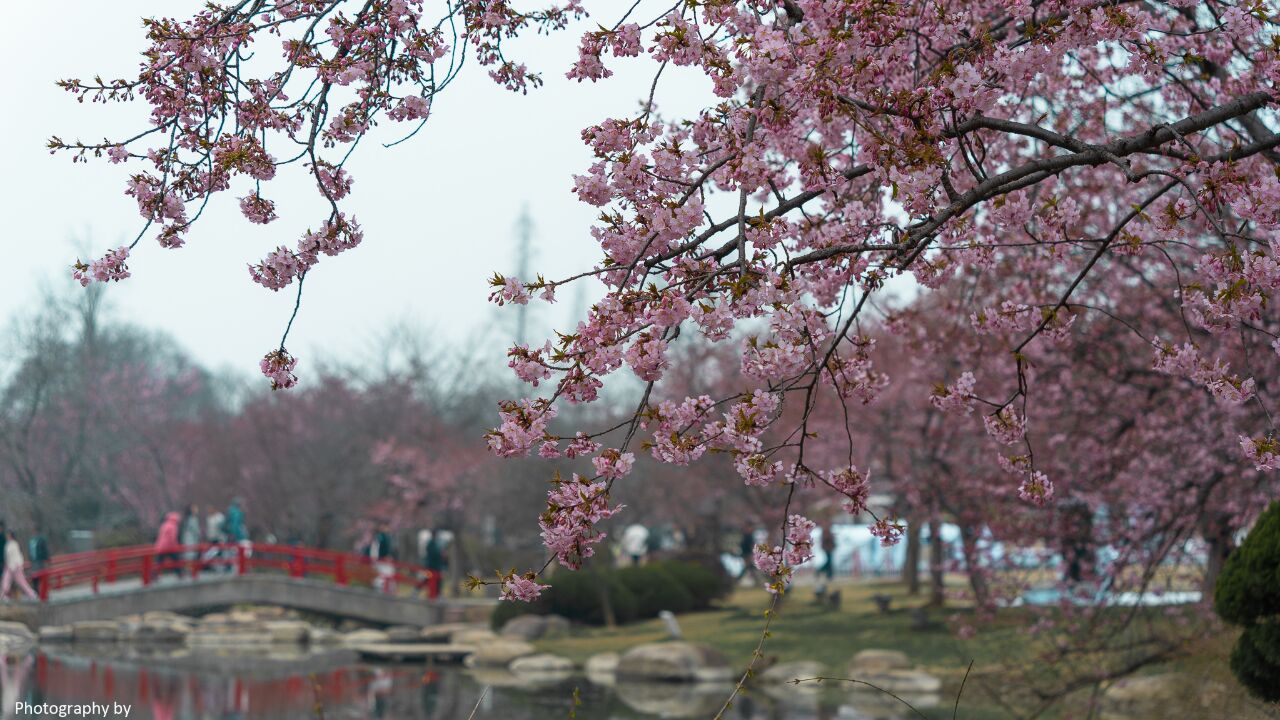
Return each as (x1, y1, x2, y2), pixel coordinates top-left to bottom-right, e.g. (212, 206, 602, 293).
(928, 518, 945, 608)
(903, 516, 921, 595)
(958, 523, 990, 609)
(1202, 516, 1235, 596)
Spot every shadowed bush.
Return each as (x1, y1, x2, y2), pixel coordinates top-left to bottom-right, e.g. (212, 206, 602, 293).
(492, 560, 725, 628)
(1214, 500, 1280, 701)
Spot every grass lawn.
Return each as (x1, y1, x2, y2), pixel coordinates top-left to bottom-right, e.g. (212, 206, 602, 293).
(531, 576, 1276, 719)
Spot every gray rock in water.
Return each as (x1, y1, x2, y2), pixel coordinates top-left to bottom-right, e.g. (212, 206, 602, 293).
(848, 669, 942, 694)
(541, 615, 572, 639)
(384, 625, 422, 644)
(585, 652, 620, 675)
(0, 621, 35, 651)
(616, 641, 730, 682)
(499, 614, 549, 641)
(71, 621, 120, 643)
(510, 653, 575, 674)
(263, 620, 310, 644)
(341, 629, 389, 645)
(37, 625, 73, 643)
(465, 640, 537, 667)
(128, 620, 190, 644)
(848, 648, 911, 673)
(614, 680, 730, 718)
(761, 660, 825, 685)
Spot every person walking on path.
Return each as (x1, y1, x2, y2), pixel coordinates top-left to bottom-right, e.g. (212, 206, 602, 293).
(736, 522, 762, 585)
(27, 530, 49, 595)
(180, 504, 202, 572)
(621, 523, 649, 566)
(2, 530, 38, 600)
(154, 512, 182, 577)
(224, 498, 247, 542)
(419, 530, 446, 599)
(202, 507, 227, 570)
(369, 523, 396, 594)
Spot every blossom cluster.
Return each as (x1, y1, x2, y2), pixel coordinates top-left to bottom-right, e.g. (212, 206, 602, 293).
(539, 473, 622, 570)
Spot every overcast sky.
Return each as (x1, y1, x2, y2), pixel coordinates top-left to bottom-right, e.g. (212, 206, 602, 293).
(1, 2, 710, 380)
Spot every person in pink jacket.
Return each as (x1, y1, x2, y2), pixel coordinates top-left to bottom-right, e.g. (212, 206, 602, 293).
(154, 512, 182, 577)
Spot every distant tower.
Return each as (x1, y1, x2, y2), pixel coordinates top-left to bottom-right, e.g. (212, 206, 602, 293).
(514, 205, 534, 345)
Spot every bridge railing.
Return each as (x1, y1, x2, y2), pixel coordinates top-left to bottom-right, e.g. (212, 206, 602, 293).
(29, 543, 441, 602)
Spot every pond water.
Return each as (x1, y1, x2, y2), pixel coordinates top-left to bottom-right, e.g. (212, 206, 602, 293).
(0, 649, 941, 720)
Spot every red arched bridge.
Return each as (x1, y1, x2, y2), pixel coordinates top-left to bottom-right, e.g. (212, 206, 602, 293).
(25, 543, 483, 628)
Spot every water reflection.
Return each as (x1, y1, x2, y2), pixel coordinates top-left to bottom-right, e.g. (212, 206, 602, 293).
(0, 650, 937, 720)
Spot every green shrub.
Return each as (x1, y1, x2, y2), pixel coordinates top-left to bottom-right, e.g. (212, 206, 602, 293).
(490, 567, 639, 628)
(1230, 621, 1280, 703)
(617, 565, 695, 617)
(1215, 500, 1280, 701)
(656, 559, 733, 610)
(490, 593, 544, 630)
(546, 568, 639, 626)
(488, 560, 727, 628)
(1215, 500, 1280, 626)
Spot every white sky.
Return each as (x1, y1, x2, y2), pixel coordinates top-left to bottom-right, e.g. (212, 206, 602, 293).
(0, 2, 711, 380)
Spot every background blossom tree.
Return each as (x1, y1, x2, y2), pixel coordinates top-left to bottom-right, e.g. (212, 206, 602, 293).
(57, 0, 1280, 630)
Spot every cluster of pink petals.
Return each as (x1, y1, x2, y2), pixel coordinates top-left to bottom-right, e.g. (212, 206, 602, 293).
(1240, 435, 1280, 472)
(72, 246, 131, 287)
(591, 448, 635, 480)
(540, 474, 621, 569)
(869, 518, 905, 547)
(499, 572, 549, 602)
(983, 408, 1026, 446)
(239, 195, 278, 224)
(485, 398, 555, 458)
(260, 348, 298, 390)
(826, 466, 870, 515)
(1152, 341, 1256, 405)
(930, 372, 976, 415)
(1018, 471, 1054, 507)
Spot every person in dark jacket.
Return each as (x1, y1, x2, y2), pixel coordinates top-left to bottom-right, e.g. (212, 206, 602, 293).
(27, 530, 49, 595)
(369, 523, 396, 594)
(224, 498, 247, 542)
(420, 530, 446, 599)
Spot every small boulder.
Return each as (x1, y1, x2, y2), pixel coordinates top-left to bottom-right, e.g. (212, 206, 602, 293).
(849, 649, 911, 673)
(499, 614, 549, 641)
(309, 628, 340, 645)
(421, 622, 476, 643)
(128, 621, 189, 644)
(849, 669, 942, 694)
(452, 628, 499, 647)
(541, 615, 571, 639)
(0, 621, 36, 651)
(585, 652, 620, 676)
(71, 620, 120, 643)
(264, 620, 310, 644)
(510, 653, 574, 674)
(186, 631, 271, 648)
(342, 629, 389, 645)
(384, 626, 422, 644)
(761, 660, 824, 685)
(142, 611, 190, 624)
(615, 642, 731, 682)
(466, 640, 537, 667)
(38, 626, 73, 643)
(0, 621, 36, 642)
(614, 680, 729, 717)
